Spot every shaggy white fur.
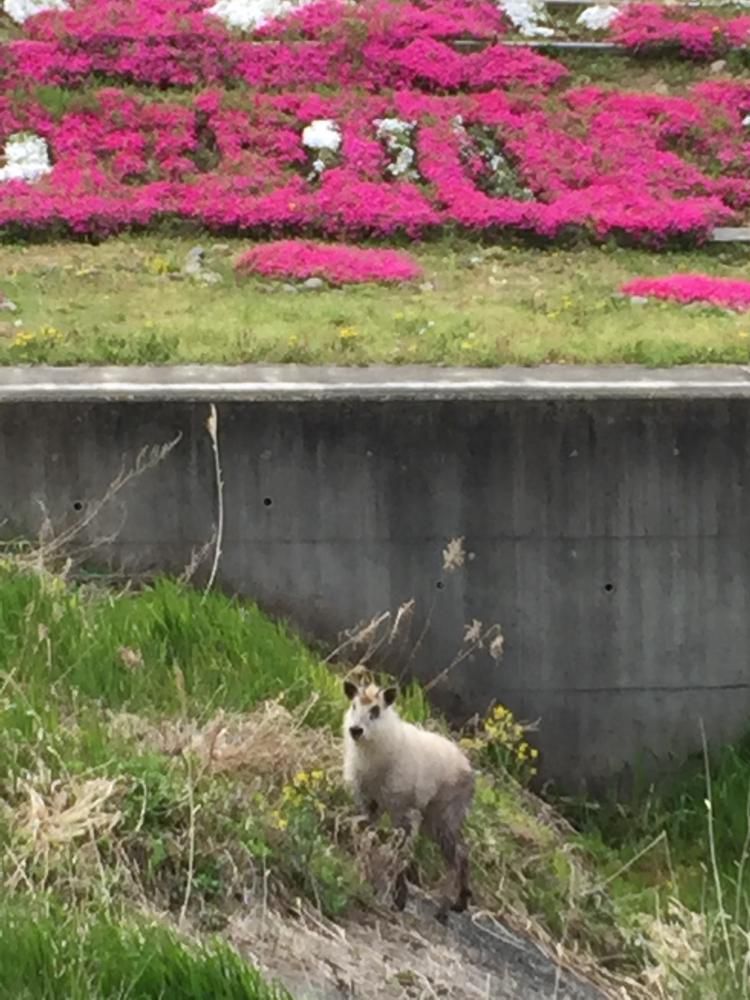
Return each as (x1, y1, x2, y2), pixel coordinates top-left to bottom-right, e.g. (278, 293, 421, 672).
(343, 685, 471, 820)
(342, 681, 474, 916)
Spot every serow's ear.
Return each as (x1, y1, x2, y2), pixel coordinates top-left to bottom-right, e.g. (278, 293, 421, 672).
(343, 680, 358, 701)
(383, 686, 398, 707)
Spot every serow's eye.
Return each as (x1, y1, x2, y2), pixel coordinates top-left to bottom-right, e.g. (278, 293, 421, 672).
(370, 705, 380, 720)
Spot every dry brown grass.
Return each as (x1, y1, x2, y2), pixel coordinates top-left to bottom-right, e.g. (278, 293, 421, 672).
(108, 699, 341, 784)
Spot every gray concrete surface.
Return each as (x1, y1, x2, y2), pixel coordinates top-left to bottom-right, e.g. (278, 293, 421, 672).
(3, 362, 750, 400)
(3, 364, 750, 789)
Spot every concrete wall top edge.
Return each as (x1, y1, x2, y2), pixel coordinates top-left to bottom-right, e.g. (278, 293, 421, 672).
(2, 363, 750, 402)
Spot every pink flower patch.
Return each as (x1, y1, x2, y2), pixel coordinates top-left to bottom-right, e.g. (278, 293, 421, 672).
(235, 240, 423, 284)
(621, 274, 750, 310)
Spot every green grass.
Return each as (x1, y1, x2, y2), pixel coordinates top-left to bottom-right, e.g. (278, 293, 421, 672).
(0, 561, 633, 985)
(2, 236, 750, 367)
(0, 895, 290, 1000)
(561, 735, 750, 999)
(0, 567, 345, 726)
(3, 558, 750, 996)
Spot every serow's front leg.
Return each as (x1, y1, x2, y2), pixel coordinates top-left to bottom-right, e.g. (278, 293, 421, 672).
(392, 812, 418, 912)
(353, 796, 381, 831)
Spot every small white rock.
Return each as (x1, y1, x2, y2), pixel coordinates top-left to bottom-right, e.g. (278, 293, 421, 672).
(0, 133, 52, 184)
(302, 119, 341, 153)
(301, 276, 325, 290)
(576, 4, 620, 31)
(499, 0, 554, 37)
(3, 0, 68, 25)
(206, 0, 310, 31)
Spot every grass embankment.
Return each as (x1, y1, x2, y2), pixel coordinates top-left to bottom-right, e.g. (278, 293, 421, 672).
(0, 563, 625, 997)
(568, 734, 750, 1000)
(0, 561, 748, 997)
(2, 237, 750, 368)
(0, 899, 290, 1000)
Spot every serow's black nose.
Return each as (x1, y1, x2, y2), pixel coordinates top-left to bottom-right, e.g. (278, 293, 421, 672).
(349, 726, 364, 741)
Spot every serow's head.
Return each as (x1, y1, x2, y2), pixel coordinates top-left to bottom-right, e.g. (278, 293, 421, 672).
(343, 681, 397, 744)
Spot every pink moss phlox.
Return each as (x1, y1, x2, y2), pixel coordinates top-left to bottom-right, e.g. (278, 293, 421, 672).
(0, 82, 745, 241)
(235, 240, 423, 284)
(0, 0, 749, 245)
(611, 3, 750, 59)
(621, 274, 750, 310)
(1, 0, 541, 91)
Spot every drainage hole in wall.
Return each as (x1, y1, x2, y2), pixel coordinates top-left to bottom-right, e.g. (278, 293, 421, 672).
(436, 580, 444, 590)
(603, 583, 615, 593)
(72, 500, 83, 512)
(263, 497, 273, 507)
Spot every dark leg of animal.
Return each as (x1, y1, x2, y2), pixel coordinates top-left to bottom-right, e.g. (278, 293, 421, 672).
(404, 858, 421, 887)
(452, 835, 471, 912)
(427, 771, 474, 918)
(392, 815, 415, 912)
(429, 828, 471, 922)
(353, 797, 381, 831)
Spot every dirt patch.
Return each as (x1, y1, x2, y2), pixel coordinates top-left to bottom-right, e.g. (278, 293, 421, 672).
(228, 891, 610, 1000)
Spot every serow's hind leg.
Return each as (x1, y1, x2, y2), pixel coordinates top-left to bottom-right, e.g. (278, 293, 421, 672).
(393, 868, 409, 911)
(434, 829, 471, 922)
(451, 837, 471, 913)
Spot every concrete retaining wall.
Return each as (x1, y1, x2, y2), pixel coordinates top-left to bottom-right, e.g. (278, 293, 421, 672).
(3, 363, 750, 790)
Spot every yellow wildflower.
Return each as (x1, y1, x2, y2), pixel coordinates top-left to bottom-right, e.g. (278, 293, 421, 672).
(271, 811, 288, 831)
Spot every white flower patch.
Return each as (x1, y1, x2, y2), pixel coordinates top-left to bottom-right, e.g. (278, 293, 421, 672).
(374, 118, 418, 181)
(0, 133, 52, 183)
(206, 0, 312, 31)
(3, 0, 69, 24)
(743, 114, 750, 127)
(302, 119, 341, 153)
(576, 4, 620, 31)
(302, 119, 341, 177)
(499, 0, 554, 38)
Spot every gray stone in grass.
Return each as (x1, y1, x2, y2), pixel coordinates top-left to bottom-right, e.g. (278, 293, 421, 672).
(629, 296, 649, 306)
(301, 277, 326, 290)
(281, 283, 299, 294)
(0, 297, 18, 312)
(183, 246, 222, 284)
(419, 281, 436, 293)
(183, 246, 207, 272)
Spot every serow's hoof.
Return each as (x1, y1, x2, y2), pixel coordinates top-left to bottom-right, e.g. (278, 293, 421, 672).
(393, 879, 408, 912)
(451, 889, 471, 914)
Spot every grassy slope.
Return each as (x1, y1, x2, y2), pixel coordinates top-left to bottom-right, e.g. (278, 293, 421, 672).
(0, 899, 291, 1000)
(2, 237, 750, 368)
(0, 561, 747, 998)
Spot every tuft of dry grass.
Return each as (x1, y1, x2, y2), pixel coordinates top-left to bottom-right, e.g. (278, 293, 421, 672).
(109, 700, 341, 784)
(17, 776, 121, 851)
